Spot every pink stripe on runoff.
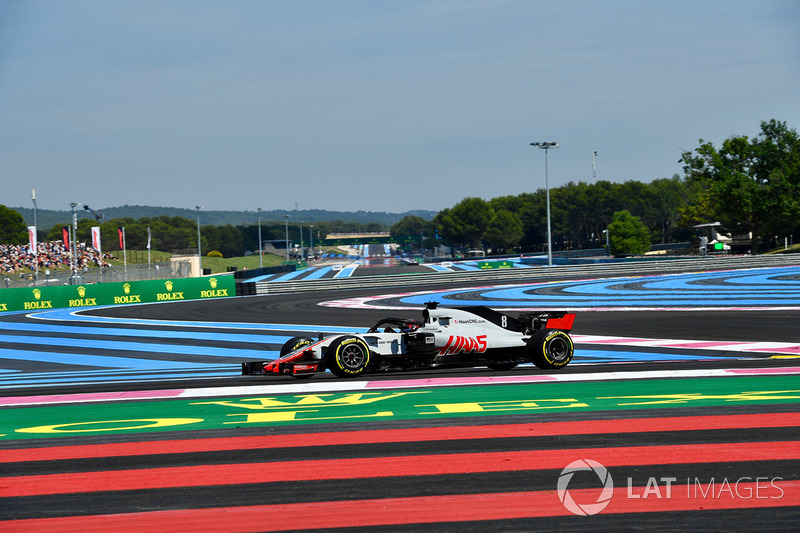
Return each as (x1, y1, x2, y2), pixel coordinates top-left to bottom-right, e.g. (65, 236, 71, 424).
(0, 389, 185, 406)
(727, 367, 800, 375)
(367, 375, 558, 388)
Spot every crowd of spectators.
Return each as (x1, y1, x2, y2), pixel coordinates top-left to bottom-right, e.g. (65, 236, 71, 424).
(1, 241, 113, 276)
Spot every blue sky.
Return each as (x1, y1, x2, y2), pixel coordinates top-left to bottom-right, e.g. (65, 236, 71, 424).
(1, 1, 798, 214)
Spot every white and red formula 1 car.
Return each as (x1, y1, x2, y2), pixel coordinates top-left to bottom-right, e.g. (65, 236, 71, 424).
(242, 302, 576, 378)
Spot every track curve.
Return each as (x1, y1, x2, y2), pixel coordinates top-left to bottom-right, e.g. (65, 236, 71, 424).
(2, 259, 799, 531)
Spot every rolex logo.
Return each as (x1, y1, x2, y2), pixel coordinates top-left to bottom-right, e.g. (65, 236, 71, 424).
(209, 278, 218, 289)
(77, 286, 86, 298)
(32, 289, 42, 300)
(165, 280, 174, 291)
(123, 283, 131, 295)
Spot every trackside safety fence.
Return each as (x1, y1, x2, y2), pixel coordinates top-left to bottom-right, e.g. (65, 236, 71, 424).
(2, 262, 186, 290)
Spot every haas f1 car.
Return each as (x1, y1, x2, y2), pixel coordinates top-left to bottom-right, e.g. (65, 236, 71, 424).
(242, 302, 576, 379)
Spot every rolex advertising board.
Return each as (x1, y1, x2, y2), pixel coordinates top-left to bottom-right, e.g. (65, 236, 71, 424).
(0, 276, 235, 313)
(477, 260, 514, 269)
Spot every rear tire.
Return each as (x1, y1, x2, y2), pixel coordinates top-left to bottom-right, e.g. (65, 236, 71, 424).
(529, 329, 574, 369)
(325, 336, 370, 378)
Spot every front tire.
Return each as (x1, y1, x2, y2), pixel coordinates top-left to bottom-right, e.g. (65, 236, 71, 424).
(529, 329, 574, 369)
(325, 336, 371, 378)
(280, 336, 314, 357)
(278, 336, 316, 379)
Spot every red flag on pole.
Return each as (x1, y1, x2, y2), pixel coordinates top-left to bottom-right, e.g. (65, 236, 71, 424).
(28, 226, 37, 255)
(62, 227, 70, 250)
(118, 227, 125, 250)
(91, 227, 101, 254)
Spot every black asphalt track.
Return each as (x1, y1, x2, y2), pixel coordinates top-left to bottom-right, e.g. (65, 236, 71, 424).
(3, 263, 800, 531)
(88, 266, 800, 342)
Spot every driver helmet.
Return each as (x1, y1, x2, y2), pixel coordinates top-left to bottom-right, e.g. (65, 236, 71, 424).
(401, 321, 420, 332)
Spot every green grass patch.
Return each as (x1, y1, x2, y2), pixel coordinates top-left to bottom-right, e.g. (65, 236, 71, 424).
(200, 253, 286, 274)
(765, 243, 800, 254)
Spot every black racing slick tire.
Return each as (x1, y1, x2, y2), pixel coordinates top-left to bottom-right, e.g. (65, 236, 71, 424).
(529, 329, 574, 369)
(280, 336, 314, 357)
(279, 337, 316, 379)
(325, 336, 370, 378)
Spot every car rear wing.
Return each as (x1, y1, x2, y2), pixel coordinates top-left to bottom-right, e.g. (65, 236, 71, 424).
(518, 311, 576, 333)
(544, 313, 575, 332)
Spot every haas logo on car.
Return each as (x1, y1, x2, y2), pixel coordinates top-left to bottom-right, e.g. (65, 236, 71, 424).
(436, 335, 488, 356)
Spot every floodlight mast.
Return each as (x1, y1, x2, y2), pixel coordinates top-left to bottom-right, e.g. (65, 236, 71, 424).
(69, 202, 82, 283)
(529, 142, 559, 266)
(32, 190, 38, 282)
(284, 215, 290, 262)
(195, 206, 203, 277)
(257, 208, 263, 268)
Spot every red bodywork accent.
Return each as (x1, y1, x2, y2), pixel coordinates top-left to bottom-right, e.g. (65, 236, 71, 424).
(262, 361, 280, 373)
(545, 313, 575, 332)
(263, 340, 326, 374)
(436, 335, 488, 356)
(291, 363, 320, 374)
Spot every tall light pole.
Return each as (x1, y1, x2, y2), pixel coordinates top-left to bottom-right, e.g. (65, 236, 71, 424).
(257, 208, 263, 268)
(32, 190, 38, 282)
(300, 221, 304, 261)
(195, 206, 203, 277)
(592, 150, 598, 183)
(284, 214, 290, 262)
(69, 202, 82, 283)
(530, 142, 558, 266)
(309, 224, 314, 260)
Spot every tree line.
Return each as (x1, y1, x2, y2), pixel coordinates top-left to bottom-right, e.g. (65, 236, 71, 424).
(391, 119, 799, 255)
(3, 119, 797, 257)
(390, 177, 697, 255)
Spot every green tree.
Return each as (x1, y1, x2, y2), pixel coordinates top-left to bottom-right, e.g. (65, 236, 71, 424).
(484, 209, 523, 254)
(608, 210, 651, 255)
(676, 182, 715, 233)
(753, 119, 800, 245)
(0, 205, 28, 244)
(680, 119, 800, 252)
(519, 190, 547, 251)
(201, 224, 243, 258)
(649, 176, 691, 244)
(390, 215, 428, 238)
(390, 215, 438, 251)
(434, 197, 492, 250)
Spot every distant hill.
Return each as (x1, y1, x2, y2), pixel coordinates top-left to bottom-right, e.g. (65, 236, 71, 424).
(10, 205, 437, 230)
